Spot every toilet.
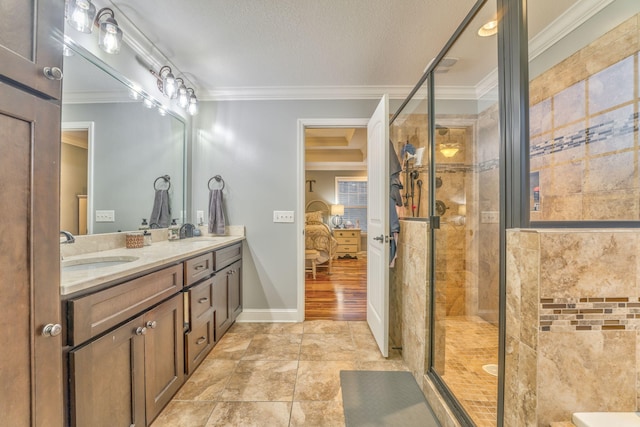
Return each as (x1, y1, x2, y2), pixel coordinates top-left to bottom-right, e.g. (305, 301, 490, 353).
(572, 412, 640, 427)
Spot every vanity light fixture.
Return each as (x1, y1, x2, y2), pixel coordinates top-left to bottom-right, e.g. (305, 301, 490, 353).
(187, 88, 198, 116)
(157, 66, 177, 98)
(440, 143, 459, 158)
(66, 0, 97, 34)
(94, 8, 123, 54)
(176, 78, 189, 109)
(478, 19, 498, 37)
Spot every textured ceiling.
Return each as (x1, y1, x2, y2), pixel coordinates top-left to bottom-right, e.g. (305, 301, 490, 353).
(110, 0, 477, 97)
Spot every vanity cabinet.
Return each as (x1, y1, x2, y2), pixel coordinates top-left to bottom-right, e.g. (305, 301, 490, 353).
(0, 1, 64, 426)
(66, 265, 185, 427)
(213, 244, 243, 338)
(185, 276, 216, 374)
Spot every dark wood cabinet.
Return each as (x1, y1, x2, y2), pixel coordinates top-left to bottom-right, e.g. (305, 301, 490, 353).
(0, 82, 63, 426)
(185, 277, 215, 374)
(0, 0, 64, 99)
(213, 272, 231, 339)
(143, 295, 185, 423)
(69, 316, 145, 427)
(228, 260, 243, 322)
(68, 294, 184, 427)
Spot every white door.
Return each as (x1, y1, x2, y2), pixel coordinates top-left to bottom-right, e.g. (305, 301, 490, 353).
(367, 95, 390, 356)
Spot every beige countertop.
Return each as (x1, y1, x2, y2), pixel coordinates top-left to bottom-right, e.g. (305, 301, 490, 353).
(61, 235, 244, 296)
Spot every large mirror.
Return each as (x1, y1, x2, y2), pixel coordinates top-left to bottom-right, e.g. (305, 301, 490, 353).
(61, 44, 186, 235)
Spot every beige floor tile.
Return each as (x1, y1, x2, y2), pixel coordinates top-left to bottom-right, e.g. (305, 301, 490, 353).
(261, 322, 304, 334)
(220, 360, 298, 402)
(303, 320, 350, 334)
(348, 321, 373, 335)
(206, 332, 253, 360)
(205, 402, 292, 427)
(242, 333, 302, 360)
(150, 400, 216, 427)
(174, 359, 238, 401)
(227, 322, 267, 335)
(299, 333, 356, 361)
(290, 401, 345, 427)
(294, 361, 356, 401)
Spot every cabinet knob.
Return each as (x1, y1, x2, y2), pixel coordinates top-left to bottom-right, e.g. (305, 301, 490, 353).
(43, 66, 63, 81)
(227, 270, 233, 275)
(135, 326, 147, 336)
(42, 323, 62, 337)
(146, 320, 157, 329)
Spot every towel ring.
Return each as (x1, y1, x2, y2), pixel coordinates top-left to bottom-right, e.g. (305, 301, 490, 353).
(154, 175, 171, 191)
(208, 175, 225, 191)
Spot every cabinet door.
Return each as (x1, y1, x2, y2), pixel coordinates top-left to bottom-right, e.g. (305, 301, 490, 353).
(0, 0, 64, 99)
(144, 294, 185, 423)
(213, 272, 231, 339)
(228, 261, 242, 322)
(69, 317, 145, 427)
(0, 82, 63, 426)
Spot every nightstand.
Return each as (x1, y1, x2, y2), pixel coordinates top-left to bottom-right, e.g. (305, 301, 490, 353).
(333, 229, 361, 259)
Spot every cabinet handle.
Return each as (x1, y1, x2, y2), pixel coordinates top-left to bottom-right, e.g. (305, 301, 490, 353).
(194, 264, 205, 271)
(135, 326, 147, 336)
(42, 323, 62, 337)
(43, 66, 63, 81)
(146, 320, 157, 329)
(198, 297, 209, 304)
(196, 336, 206, 345)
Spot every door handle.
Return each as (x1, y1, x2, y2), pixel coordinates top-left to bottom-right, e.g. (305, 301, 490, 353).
(373, 235, 384, 242)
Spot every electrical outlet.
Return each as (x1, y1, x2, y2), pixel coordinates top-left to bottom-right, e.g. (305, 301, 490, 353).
(95, 210, 115, 222)
(480, 211, 499, 224)
(273, 210, 294, 223)
(197, 210, 205, 225)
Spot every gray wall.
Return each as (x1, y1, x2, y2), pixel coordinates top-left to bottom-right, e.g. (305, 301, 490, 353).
(62, 103, 185, 233)
(305, 170, 367, 207)
(191, 99, 387, 311)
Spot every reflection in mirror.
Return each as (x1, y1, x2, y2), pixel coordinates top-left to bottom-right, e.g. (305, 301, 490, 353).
(61, 45, 186, 234)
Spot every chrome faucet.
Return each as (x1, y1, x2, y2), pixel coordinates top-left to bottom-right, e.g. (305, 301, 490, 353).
(60, 230, 75, 244)
(179, 223, 195, 239)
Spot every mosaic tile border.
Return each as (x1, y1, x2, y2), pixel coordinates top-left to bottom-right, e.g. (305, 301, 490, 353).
(539, 297, 640, 331)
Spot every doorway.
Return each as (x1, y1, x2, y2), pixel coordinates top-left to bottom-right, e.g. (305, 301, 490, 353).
(61, 121, 94, 235)
(296, 119, 369, 322)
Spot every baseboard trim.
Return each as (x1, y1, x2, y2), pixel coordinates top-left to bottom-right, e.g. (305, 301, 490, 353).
(235, 309, 300, 323)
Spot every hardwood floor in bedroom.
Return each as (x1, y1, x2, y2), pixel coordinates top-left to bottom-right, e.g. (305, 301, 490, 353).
(305, 254, 367, 321)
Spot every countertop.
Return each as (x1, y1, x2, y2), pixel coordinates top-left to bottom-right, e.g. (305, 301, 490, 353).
(61, 235, 244, 296)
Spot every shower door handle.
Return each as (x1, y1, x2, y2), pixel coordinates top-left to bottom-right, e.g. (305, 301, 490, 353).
(373, 235, 384, 243)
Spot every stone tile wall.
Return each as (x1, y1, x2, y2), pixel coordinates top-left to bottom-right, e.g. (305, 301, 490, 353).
(529, 15, 640, 221)
(506, 229, 640, 426)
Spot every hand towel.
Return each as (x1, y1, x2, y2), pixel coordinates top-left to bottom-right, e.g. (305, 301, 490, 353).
(208, 189, 226, 235)
(150, 189, 171, 228)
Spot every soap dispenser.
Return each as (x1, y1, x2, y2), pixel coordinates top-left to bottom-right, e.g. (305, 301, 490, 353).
(139, 218, 150, 231)
(168, 219, 180, 241)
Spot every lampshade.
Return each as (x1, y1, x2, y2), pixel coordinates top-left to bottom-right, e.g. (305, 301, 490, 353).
(187, 89, 198, 115)
(159, 66, 177, 98)
(67, 0, 97, 34)
(440, 144, 459, 158)
(177, 79, 189, 109)
(330, 204, 344, 216)
(96, 8, 123, 54)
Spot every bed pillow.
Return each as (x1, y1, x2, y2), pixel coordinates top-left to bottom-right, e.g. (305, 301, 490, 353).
(305, 211, 323, 224)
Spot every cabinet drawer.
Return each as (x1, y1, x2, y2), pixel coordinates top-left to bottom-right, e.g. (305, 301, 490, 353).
(185, 317, 214, 374)
(68, 264, 183, 346)
(215, 243, 242, 271)
(337, 237, 357, 245)
(185, 252, 214, 286)
(189, 277, 214, 321)
(334, 230, 360, 238)
(337, 245, 358, 254)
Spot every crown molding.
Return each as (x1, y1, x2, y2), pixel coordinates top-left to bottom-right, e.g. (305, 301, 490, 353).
(529, 0, 615, 60)
(201, 85, 415, 101)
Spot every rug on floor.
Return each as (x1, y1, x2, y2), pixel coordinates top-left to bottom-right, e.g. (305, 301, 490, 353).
(340, 370, 440, 427)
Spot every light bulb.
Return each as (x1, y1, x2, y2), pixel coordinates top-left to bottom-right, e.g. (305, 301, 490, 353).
(68, 0, 96, 33)
(178, 83, 189, 109)
(188, 92, 198, 115)
(98, 18, 122, 54)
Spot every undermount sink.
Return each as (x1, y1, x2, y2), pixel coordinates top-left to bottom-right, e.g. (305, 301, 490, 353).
(62, 256, 139, 272)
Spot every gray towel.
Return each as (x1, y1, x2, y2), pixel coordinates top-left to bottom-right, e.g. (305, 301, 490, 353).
(150, 189, 171, 228)
(208, 189, 226, 235)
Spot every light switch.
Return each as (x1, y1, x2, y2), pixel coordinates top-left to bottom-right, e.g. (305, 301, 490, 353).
(273, 210, 294, 223)
(95, 210, 115, 222)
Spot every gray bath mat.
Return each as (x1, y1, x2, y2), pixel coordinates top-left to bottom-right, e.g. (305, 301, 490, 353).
(340, 370, 440, 427)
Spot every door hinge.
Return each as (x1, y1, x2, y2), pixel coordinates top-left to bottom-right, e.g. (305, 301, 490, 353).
(429, 216, 440, 229)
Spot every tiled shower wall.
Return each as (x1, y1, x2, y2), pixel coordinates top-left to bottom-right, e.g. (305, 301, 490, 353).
(505, 229, 640, 426)
(529, 14, 640, 221)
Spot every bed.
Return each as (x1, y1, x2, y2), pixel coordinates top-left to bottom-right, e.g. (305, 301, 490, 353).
(305, 200, 338, 274)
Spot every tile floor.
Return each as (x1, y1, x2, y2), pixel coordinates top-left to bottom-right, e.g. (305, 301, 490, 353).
(150, 320, 407, 427)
